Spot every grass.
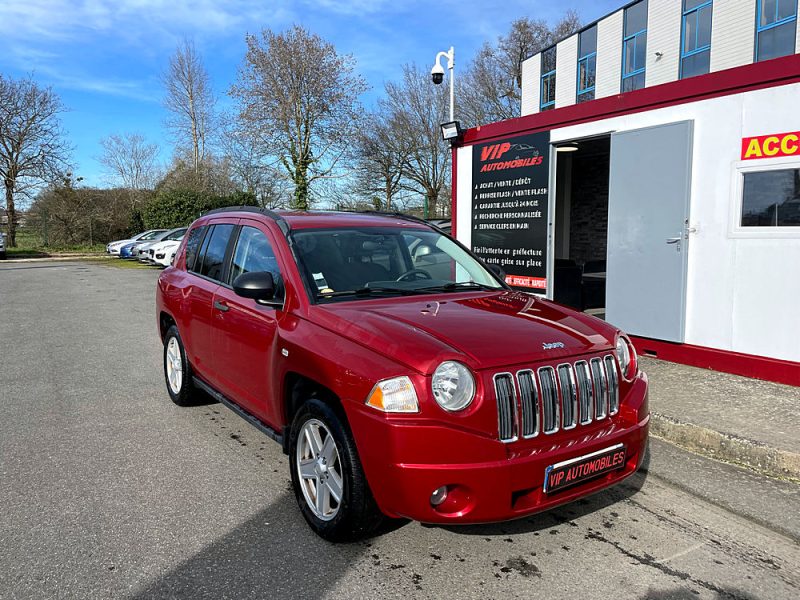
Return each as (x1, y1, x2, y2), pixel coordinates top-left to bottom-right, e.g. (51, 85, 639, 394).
(5, 229, 107, 257)
(82, 256, 158, 269)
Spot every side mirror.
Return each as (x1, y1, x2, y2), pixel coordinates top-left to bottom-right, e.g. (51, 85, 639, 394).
(233, 271, 282, 306)
(488, 263, 506, 280)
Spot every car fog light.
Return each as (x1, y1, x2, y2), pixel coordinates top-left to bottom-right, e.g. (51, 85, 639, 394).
(430, 486, 448, 506)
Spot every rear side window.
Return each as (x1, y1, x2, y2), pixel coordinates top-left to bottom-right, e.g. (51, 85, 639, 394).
(199, 224, 235, 282)
(184, 226, 207, 272)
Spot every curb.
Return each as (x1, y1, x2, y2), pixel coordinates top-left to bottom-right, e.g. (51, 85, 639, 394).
(650, 412, 800, 481)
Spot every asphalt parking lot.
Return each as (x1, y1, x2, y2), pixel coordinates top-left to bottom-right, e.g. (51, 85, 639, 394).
(1, 260, 799, 600)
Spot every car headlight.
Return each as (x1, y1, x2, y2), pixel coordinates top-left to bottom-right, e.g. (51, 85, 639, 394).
(615, 334, 638, 381)
(366, 376, 419, 413)
(432, 361, 475, 412)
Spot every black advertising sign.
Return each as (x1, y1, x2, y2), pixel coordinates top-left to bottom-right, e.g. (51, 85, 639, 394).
(471, 131, 550, 293)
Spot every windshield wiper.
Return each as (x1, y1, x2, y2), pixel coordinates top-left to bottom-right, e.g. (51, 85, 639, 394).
(315, 286, 428, 299)
(419, 281, 499, 292)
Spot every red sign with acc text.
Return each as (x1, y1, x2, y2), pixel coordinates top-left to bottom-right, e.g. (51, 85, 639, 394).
(741, 131, 800, 160)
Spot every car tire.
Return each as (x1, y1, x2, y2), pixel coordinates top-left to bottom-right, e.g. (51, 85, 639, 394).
(289, 399, 384, 542)
(163, 325, 198, 407)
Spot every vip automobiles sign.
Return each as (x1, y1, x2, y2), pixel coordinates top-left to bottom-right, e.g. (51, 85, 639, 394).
(471, 131, 550, 293)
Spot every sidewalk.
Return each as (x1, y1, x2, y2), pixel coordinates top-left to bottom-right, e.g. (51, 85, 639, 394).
(642, 356, 800, 480)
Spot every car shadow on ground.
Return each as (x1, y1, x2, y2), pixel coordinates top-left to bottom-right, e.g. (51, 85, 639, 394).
(130, 491, 366, 600)
(436, 447, 651, 538)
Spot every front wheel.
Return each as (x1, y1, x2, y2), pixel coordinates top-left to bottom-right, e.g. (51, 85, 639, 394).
(289, 399, 384, 542)
(163, 325, 198, 406)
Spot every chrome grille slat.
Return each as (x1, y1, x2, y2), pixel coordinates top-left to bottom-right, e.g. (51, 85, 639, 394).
(495, 354, 620, 441)
(557, 364, 577, 430)
(604, 355, 620, 415)
(590, 357, 608, 420)
(575, 360, 593, 425)
(494, 373, 517, 442)
(538, 366, 559, 434)
(517, 370, 539, 438)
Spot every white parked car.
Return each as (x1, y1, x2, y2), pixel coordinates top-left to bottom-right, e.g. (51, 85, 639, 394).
(150, 237, 183, 267)
(107, 230, 165, 255)
(137, 227, 187, 263)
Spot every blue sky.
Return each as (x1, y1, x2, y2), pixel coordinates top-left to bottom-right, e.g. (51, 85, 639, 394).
(0, 0, 621, 187)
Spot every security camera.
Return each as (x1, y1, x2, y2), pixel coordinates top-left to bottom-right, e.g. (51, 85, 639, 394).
(431, 63, 445, 85)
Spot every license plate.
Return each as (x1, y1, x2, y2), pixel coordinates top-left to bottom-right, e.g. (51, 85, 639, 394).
(543, 443, 626, 493)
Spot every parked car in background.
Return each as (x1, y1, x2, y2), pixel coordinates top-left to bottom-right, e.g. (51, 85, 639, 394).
(107, 230, 165, 255)
(120, 230, 170, 259)
(150, 235, 184, 268)
(156, 207, 649, 542)
(138, 227, 187, 263)
(0, 232, 6, 259)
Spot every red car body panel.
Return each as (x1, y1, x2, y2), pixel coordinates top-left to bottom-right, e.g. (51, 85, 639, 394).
(156, 209, 649, 524)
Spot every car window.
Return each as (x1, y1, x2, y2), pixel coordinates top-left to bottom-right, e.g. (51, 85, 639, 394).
(229, 226, 282, 287)
(198, 224, 235, 282)
(140, 230, 163, 241)
(166, 228, 187, 241)
(184, 226, 207, 272)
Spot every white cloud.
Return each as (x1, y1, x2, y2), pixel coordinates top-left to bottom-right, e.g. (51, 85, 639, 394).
(0, 1, 295, 43)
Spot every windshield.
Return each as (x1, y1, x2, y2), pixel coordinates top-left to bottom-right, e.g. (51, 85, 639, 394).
(292, 226, 504, 302)
(140, 230, 166, 241)
(165, 228, 187, 241)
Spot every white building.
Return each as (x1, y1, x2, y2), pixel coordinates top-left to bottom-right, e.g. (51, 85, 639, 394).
(452, 0, 800, 385)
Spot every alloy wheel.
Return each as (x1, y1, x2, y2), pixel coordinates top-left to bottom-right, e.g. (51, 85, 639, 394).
(296, 418, 343, 521)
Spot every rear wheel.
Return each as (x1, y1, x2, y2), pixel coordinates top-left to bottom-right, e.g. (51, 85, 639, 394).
(289, 399, 384, 542)
(163, 325, 198, 406)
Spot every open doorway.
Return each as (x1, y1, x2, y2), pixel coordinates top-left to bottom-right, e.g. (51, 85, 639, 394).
(552, 135, 611, 317)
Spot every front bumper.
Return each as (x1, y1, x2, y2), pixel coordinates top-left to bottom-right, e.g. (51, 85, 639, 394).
(350, 371, 649, 524)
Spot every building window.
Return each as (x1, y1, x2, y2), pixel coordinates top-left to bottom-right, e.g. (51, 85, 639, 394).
(681, 0, 713, 78)
(577, 26, 597, 103)
(741, 168, 800, 227)
(540, 47, 557, 111)
(756, 0, 797, 62)
(622, 0, 648, 91)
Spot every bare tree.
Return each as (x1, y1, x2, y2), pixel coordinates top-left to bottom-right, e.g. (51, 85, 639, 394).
(383, 64, 450, 218)
(230, 25, 368, 210)
(351, 110, 410, 211)
(98, 132, 160, 205)
(0, 74, 70, 247)
(459, 11, 581, 125)
(218, 114, 292, 209)
(162, 39, 214, 175)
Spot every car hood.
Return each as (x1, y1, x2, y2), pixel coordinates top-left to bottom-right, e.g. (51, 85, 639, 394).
(311, 290, 617, 374)
(152, 240, 180, 251)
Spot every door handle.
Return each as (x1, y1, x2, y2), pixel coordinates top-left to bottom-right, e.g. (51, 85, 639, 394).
(665, 237, 681, 244)
(213, 300, 229, 312)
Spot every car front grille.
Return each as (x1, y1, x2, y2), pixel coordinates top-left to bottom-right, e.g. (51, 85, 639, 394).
(495, 354, 619, 442)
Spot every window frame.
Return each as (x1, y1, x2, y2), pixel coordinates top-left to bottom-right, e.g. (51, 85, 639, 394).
(540, 46, 557, 111)
(680, 0, 713, 79)
(576, 26, 598, 103)
(755, 0, 798, 62)
(622, 0, 649, 91)
(227, 223, 284, 292)
(730, 157, 800, 239)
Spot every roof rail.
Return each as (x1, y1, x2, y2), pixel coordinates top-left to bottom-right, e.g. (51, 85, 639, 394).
(353, 210, 444, 231)
(201, 205, 290, 235)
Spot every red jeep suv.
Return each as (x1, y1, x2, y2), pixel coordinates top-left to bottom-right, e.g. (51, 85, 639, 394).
(156, 207, 649, 541)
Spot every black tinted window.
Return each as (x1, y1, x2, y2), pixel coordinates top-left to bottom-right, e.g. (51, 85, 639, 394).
(229, 226, 281, 285)
(199, 224, 235, 281)
(184, 226, 207, 272)
(742, 169, 800, 227)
